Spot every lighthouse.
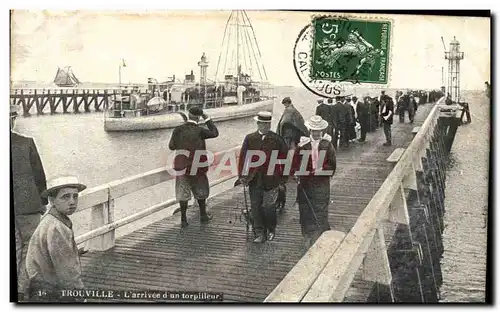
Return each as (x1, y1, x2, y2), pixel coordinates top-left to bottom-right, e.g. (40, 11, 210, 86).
(198, 53, 209, 85)
(444, 36, 465, 103)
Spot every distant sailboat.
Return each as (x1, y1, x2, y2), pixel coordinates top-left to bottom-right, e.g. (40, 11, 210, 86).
(53, 66, 80, 87)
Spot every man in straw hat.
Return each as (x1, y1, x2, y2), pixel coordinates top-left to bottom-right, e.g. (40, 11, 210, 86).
(25, 176, 86, 302)
(291, 115, 336, 248)
(276, 97, 308, 150)
(238, 111, 289, 243)
(169, 107, 219, 228)
(10, 104, 48, 301)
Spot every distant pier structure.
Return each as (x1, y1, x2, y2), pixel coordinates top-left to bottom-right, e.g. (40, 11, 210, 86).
(9, 88, 131, 116)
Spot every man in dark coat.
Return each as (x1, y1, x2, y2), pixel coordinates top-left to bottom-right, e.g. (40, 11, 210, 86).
(366, 97, 377, 132)
(276, 97, 309, 150)
(408, 93, 417, 123)
(291, 115, 336, 248)
(330, 96, 349, 148)
(11, 104, 48, 301)
(238, 111, 289, 243)
(169, 107, 219, 227)
(397, 91, 408, 123)
(326, 98, 339, 149)
(356, 96, 370, 142)
(315, 98, 334, 139)
(380, 95, 394, 146)
(345, 96, 357, 142)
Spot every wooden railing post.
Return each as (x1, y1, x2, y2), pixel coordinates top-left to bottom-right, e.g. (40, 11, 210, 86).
(362, 227, 392, 284)
(387, 183, 410, 225)
(87, 189, 115, 251)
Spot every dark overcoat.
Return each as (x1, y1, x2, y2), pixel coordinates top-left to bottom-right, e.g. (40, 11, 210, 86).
(11, 132, 47, 216)
(291, 135, 336, 238)
(380, 98, 395, 125)
(276, 105, 309, 148)
(168, 119, 219, 175)
(238, 131, 288, 191)
(315, 104, 334, 137)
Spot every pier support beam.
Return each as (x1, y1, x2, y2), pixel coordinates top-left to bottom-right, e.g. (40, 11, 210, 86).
(87, 197, 115, 251)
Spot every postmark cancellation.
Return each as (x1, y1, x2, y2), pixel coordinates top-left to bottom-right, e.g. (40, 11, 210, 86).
(294, 13, 393, 97)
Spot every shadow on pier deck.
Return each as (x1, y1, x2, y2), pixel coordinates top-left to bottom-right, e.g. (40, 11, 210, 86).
(80, 104, 435, 302)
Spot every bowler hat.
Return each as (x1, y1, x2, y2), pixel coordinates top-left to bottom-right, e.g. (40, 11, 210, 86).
(305, 115, 328, 131)
(281, 97, 291, 104)
(188, 107, 204, 116)
(41, 176, 87, 198)
(254, 111, 273, 123)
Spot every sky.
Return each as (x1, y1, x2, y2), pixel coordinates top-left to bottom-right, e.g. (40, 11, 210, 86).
(10, 10, 490, 90)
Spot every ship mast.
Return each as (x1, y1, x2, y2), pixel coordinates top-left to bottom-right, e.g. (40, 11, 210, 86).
(214, 10, 268, 85)
(236, 11, 240, 89)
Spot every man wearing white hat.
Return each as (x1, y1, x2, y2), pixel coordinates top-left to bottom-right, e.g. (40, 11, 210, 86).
(11, 104, 48, 301)
(25, 176, 86, 301)
(238, 111, 289, 243)
(291, 116, 336, 248)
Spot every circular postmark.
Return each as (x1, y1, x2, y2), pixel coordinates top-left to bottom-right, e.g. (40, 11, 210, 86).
(293, 23, 345, 98)
(293, 16, 391, 98)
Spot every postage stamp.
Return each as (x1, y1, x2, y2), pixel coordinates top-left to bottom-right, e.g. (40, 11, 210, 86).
(293, 14, 393, 98)
(310, 16, 392, 84)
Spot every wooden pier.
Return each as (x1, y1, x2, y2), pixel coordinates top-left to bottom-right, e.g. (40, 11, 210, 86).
(69, 100, 462, 302)
(9, 88, 154, 116)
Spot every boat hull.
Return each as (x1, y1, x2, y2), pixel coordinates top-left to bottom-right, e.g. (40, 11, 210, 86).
(104, 99, 274, 132)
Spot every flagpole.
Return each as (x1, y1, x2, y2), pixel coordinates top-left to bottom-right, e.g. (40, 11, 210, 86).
(119, 59, 124, 116)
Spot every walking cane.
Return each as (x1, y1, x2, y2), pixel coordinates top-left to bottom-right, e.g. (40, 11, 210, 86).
(243, 185, 250, 233)
(295, 177, 321, 229)
(234, 178, 252, 235)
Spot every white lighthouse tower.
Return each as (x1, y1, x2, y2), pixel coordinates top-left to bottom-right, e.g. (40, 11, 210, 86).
(198, 53, 209, 85)
(444, 36, 465, 103)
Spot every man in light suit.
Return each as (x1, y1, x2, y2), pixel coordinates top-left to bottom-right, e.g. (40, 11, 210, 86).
(11, 104, 48, 301)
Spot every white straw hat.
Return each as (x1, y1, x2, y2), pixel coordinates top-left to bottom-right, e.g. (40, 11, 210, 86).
(41, 176, 87, 198)
(254, 111, 273, 123)
(305, 115, 328, 131)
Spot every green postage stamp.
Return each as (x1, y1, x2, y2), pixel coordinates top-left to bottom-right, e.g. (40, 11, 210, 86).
(310, 16, 392, 84)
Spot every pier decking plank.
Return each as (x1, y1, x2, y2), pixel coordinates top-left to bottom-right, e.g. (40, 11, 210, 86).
(80, 103, 435, 302)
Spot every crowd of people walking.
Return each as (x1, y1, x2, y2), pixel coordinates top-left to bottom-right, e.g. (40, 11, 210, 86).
(11, 87, 439, 302)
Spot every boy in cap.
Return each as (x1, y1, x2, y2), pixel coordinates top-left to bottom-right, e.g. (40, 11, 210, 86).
(169, 107, 219, 227)
(11, 104, 48, 301)
(238, 111, 288, 243)
(25, 176, 86, 302)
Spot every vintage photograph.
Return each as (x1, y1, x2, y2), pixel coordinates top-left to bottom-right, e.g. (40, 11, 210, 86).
(9, 10, 490, 303)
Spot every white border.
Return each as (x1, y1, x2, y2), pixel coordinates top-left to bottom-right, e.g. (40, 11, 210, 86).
(1, 2, 497, 311)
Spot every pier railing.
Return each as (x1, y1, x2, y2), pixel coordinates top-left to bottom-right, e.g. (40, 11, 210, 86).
(265, 104, 443, 302)
(74, 146, 241, 251)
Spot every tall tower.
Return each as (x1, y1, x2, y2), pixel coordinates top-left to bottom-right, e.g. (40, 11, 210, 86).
(198, 53, 209, 85)
(444, 36, 465, 103)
